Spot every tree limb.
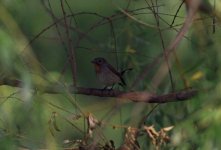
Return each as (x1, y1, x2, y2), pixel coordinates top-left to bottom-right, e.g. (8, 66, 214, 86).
(0, 78, 198, 103)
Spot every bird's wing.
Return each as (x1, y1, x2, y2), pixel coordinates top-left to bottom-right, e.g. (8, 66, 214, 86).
(107, 63, 126, 86)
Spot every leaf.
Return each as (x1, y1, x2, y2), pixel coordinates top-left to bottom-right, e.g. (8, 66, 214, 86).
(53, 118, 61, 132)
(119, 127, 140, 150)
(144, 125, 159, 146)
(87, 113, 100, 137)
(162, 126, 174, 132)
(191, 71, 204, 81)
(144, 125, 174, 147)
(52, 112, 61, 132)
(48, 112, 61, 136)
(126, 47, 136, 54)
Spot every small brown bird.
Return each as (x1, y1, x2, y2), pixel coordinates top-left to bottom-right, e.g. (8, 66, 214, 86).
(91, 57, 126, 88)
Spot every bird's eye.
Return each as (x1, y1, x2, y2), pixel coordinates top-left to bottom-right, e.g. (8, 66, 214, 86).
(98, 59, 102, 63)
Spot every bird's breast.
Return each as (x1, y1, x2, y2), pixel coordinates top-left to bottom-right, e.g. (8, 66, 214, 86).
(94, 64, 101, 73)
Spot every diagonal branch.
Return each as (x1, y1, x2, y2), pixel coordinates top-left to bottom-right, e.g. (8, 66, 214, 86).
(130, 0, 201, 89)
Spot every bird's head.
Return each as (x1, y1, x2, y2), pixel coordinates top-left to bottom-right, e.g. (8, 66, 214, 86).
(91, 57, 108, 73)
(91, 57, 107, 66)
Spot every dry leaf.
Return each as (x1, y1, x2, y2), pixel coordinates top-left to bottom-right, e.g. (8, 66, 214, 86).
(162, 126, 174, 132)
(144, 125, 159, 146)
(87, 113, 101, 137)
(144, 125, 174, 148)
(119, 127, 140, 150)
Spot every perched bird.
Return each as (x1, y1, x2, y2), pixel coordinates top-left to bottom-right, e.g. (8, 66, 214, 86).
(91, 57, 127, 88)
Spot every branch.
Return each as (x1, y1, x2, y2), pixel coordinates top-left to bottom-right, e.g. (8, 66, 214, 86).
(60, 0, 77, 86)
(131, 0, 201, 89)
(0, 78, 198, 103)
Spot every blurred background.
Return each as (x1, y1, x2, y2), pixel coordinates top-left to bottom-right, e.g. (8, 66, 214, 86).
(0, 0, 221, 149)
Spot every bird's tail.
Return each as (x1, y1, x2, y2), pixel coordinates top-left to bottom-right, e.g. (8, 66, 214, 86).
(119, 68, 133, 86)
(120, 68, 133, 76)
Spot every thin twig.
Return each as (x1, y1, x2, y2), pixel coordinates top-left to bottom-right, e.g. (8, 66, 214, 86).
(61, 0, 77, 86)
(42, 0, 69, 81)
(131, 0, 201, 89)
(146, 0, 175, 91)
(170, 0, 185, 27)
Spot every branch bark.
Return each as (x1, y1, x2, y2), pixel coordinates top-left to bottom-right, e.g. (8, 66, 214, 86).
(0, 78, 198, 103)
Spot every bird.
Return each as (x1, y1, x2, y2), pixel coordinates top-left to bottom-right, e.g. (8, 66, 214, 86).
(91, 57, 128, 88)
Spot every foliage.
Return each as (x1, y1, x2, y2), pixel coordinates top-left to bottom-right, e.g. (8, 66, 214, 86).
(0, 0, 221, 149)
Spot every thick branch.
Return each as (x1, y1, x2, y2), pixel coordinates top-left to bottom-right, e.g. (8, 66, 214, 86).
(0, 78, 198, 103)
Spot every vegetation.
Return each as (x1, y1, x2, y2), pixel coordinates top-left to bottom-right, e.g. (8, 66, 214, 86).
(0, 0, 221, 149)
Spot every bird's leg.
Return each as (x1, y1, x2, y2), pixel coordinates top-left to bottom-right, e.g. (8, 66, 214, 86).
(103, 86, 108, 90)
(102, 85, 114, 90)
